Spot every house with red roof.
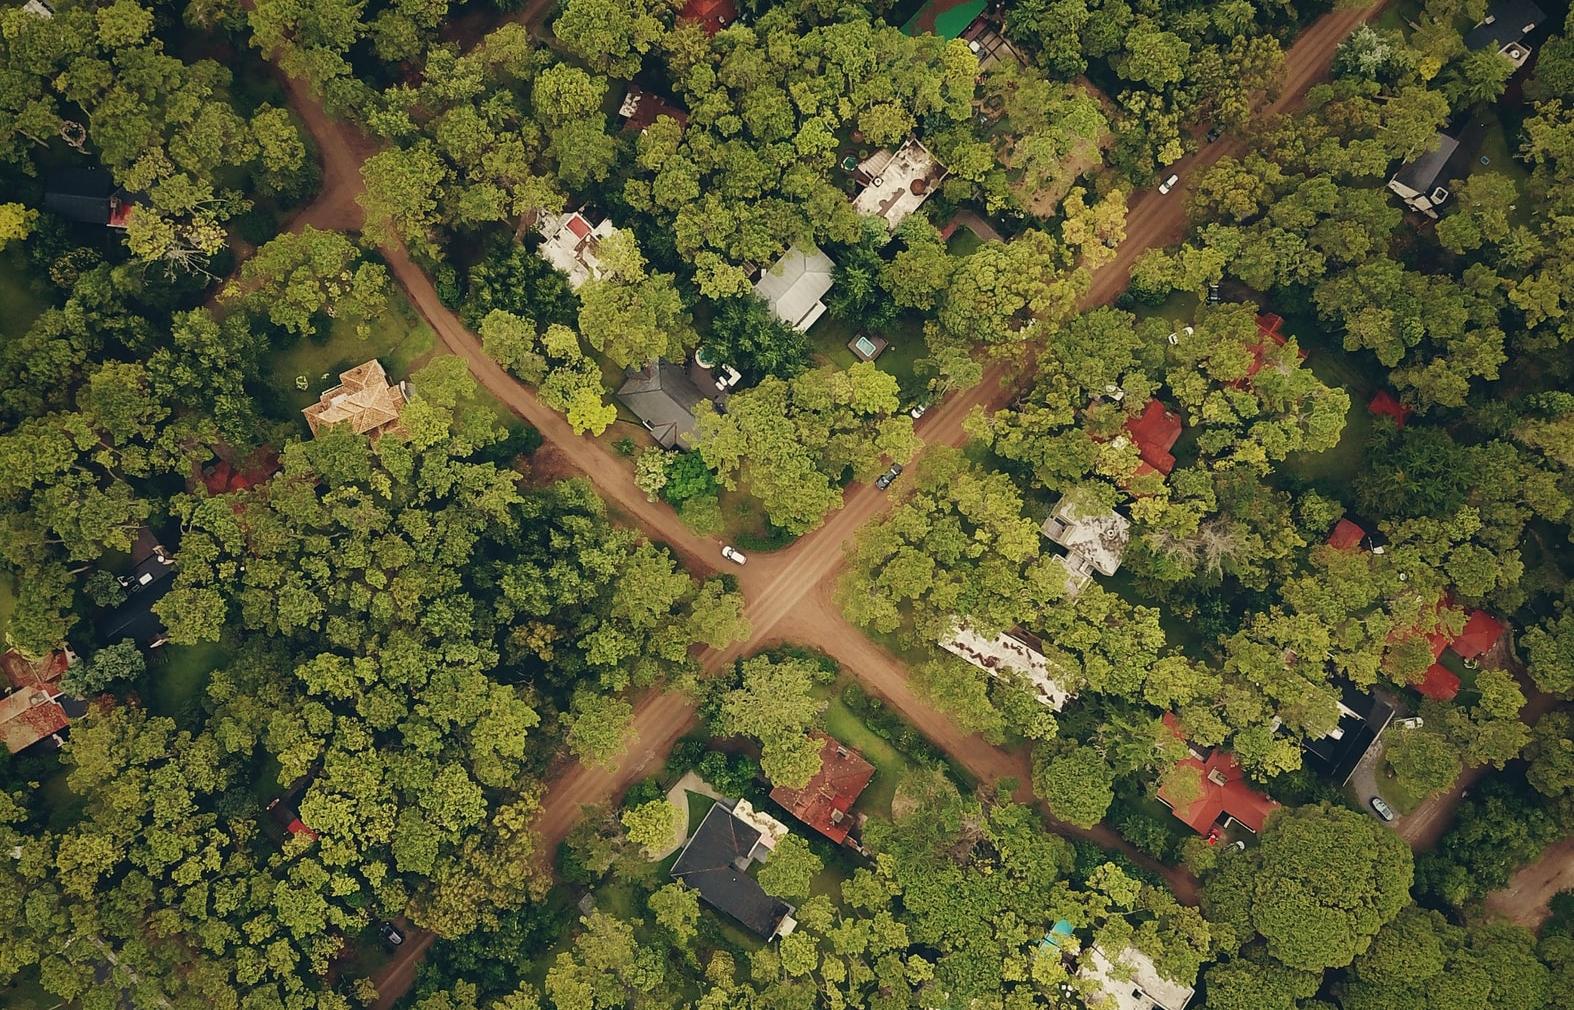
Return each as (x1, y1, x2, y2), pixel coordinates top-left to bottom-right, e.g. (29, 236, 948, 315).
(1369, 390, 1410, 428)
(1327, 518, 1366, 550)
(1157, 714, 1278, 835)
(768, 734, 876, 845)
(1124, 399, 1182, 476)
(1238, 313, 1307, 386)
(680, 0, 736, 34)
(0, 650, 76, 754)
(1398, 602, 1506, 701)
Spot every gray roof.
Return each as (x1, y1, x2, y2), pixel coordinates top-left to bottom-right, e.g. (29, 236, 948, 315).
(754, 242, 834, 331)
(671, 804, 791, 937)
(44, 168, 116, 224)
(1464, 0, 1545, 51)
(1392, 133, 1461, 193)
(616, 360, 705, 449)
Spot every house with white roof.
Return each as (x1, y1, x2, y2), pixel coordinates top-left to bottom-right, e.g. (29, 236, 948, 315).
(754, 242, 834, 332)
(1079, 945, 1195, 1010)
(536, 209, 618, 290)
(1040, 496, 1131, 597)
(938, 621, 1073, 710)
(852, 137, 947, 230)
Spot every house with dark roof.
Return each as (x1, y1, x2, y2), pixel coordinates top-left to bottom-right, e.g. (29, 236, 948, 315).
(96, 545, 178, 650)
(44, 168, 134, 228)
(1302, 684, 1395, 786)
(617, 360, 707, 450)
(1387, 133, 1472, 219)
(768, 734, 876, 845)
(671, 800, 797, 939)
(1464, 0, 1546, 70)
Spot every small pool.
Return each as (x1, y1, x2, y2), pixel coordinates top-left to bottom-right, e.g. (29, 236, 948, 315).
(854, 335, 879, 357)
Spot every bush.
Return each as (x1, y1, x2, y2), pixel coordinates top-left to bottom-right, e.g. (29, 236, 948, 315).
(696, 750, 759, 797)
(1111, 807, 1178, 861)
(434, 263, 464, 307)
(622, 777, 663, 809)
(666, 736, 708, 777)
(462, 241, 579, 329)
(661, 451, 719, 505)
(614, 437, 637, 457)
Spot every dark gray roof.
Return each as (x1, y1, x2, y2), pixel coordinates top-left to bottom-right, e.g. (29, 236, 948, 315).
(670, 803, 791, 937)
(44, 168, 116, 224)
(1302, 683, 1395, 786)
(96, 555, 177, 647)
(1392, 134, 1462, 193)
(1464, 0, 1545, 51)
(616, 360, 705, 449)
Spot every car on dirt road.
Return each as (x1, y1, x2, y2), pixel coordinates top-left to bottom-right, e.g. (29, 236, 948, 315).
(908, 400, 929, 420)
(379, 922, 404, 947)
(721, 545, 747, 566)
(1159, 173, 1180, 195)
(875, 463, 904, 490)
(1370, 796, 1396, 822)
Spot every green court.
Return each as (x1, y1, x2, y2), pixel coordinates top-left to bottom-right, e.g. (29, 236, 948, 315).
(900, 0, 987, 39)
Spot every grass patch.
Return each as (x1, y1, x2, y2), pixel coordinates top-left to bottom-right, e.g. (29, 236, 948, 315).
(0, 977, 57, 1010)
(261, 294, 436, 422)
(145, 642, 230, 730)
(0, 246, 49, 342)
(1373, 763, 1430, 816)
(947, 227, 985, 257)
(0, 571, 15, 646)
(720, 486, 798, 553)
(807, 313, 928, 398)
(822, 685, 922, 820)
(685, 789, 719, 833)
(40, 767, 83, 832)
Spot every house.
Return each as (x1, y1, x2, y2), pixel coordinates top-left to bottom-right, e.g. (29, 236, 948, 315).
(939, 621, 1073, 710)
(617, 85, 688, 132)
(22, 0, 54, 17)
(1464, 0, 1546, 70)
(44, 168, 134, 228)
(671, 800, 797, 939)
(1040, 497, 1130, 597)
(678, 0, 736, 34)
(266, 797, 320, 842)
(1124, 399, 1182, 477)
(202, 447, 281, 496)
(851, 138, 947, 230)
(1407, 605, 1507, 701)
(616, 360, 707, 449)
(960, 13, 1026, 70)
(1157, 715, 1278, 835)
(1387, 133, 1470, 219)
(1239, 313, 1307, 385)
(1327, 518, 1366, 551)
(1302, 684, 1395, 786)
(1368, 390, 1411, 428)
(536, 209, 618, 290)
(97, 544, 178, 649)
(754, 242, 835, 332)
(768, 734, 876, 845)
(302, 360, 409, 440)
(0, 650, 78, 754)
(1079, 944, 1196, 1010)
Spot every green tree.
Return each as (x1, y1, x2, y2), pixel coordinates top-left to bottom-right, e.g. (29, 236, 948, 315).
(1033, 744, 1116, 828)
(620, 799, 678, 856)
(60, 640, 145, 697)
(755, 833, 823, 901)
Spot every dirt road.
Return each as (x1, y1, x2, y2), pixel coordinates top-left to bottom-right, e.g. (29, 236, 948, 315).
(1483, 834, 1574, 929)
(255, 4, 1388, 1002)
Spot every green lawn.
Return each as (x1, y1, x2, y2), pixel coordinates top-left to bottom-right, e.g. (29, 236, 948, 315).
(822, 685, 921, 821)
(146, 642, 231, 730)
(685, 789, 719, 833)
(0, 246, 49, 342)
(947, 228, 985, 258)
(262, 295, 436, 422)
(0, 571, 15, 646)
(808, 313, 928, 398)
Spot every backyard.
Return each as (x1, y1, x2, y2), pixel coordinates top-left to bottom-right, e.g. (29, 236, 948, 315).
(807, 312, 926, 398)
(0, 246, 49, 342)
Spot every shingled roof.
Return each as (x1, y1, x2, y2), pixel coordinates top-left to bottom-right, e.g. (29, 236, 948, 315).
(1125, 399, 1182, 476)
(302, 360, 409, 440)
(769, 734, 875, 844)
(671, 803, 794, 938)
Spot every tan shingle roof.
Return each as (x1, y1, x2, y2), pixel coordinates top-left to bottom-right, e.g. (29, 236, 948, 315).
(302, 360, 409, 439)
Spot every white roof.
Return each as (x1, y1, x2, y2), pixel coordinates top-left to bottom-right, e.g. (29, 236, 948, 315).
(1081, 945, 1195, 1010)
(733, 799, 789, 854)
(938, 621, 1072, 711)
(754, 242, 834, 332)
(852, 137, 946, 229)
(1041, 498, 1131, 577)
(536, 210, 618, 290)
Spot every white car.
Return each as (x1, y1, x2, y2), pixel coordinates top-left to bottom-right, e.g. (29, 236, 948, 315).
(1396, 716, 1424, 730)
(721, 545, 747, 566)
(1166, 325, 1195, 345)
(1370, 796, 1396, 822)
(1159, 173, 1180, 195)
(908, 402, 929, 420)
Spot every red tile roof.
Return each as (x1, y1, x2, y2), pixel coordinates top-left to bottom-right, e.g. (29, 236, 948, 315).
(1125, 399, 1181, 476)
(565, 214, 592, 240)
(1452, 610, 1504, 660)
(680, 0, 735, 34)
(287, 818, 320, 841)
(1327, 518, 1365, 550)
(768, 734, 875, 844)
(1369, 390, 1410, 428)
(1418, 662, 1461, 701)
(1158, 748, 1278, 835)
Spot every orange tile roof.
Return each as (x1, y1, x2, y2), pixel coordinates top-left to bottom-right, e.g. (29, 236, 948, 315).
(1418, 663, 1461, 701)
(1452, 610, 1504, 660)
(1125, 400, 1181, 476)
(768, 734, 875, 844)
(1158, 748, 1278, 835)
(1327, 519, 1365, 550)
(1369, 390, 1410, 428)
(680, 0, 735, 33)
